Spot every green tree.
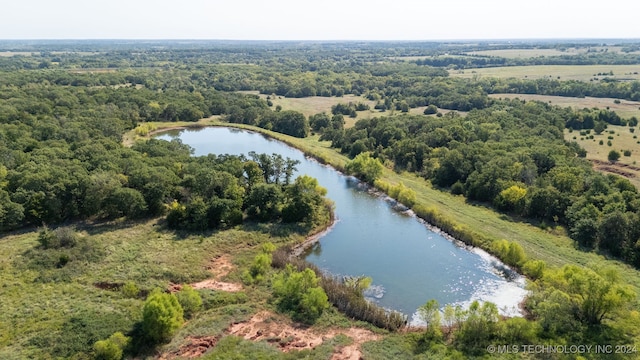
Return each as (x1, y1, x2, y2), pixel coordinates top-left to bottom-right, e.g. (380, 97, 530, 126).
(344, 152, 383, 183)
(494, 185, 527, 212)
(282, 175, 330, 226)
(608, 149, 621, 162)
(418, 299, 442, 339)
(142, 289, 184, 343)
(423, 104, 438, 115)
(245, 183, 283, 221)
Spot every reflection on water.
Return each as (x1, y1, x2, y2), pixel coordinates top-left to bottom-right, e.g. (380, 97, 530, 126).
(156, 127, 528, 321)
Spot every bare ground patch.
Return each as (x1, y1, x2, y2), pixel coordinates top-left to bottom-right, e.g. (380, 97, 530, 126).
(159, 336, 219, 359)
(228, 311, 379, 357)
(169, 255, 243, 292)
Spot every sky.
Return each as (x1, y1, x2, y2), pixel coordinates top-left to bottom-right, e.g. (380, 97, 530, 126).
(2, 0, 640, 40)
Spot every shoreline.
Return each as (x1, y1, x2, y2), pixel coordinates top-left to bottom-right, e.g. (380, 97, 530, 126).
(290, 214, 338, 258)
(145, 123, 526, 279)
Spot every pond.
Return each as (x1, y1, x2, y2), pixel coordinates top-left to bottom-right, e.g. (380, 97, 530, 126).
(156, 127, 527, 323)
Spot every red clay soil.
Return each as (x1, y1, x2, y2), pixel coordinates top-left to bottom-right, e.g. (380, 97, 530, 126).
(159, 336, 219, 359)
(228, 311, 380, 359)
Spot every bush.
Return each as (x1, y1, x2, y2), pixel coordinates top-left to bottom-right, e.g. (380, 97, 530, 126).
(491, 240, 526, 268)
(608, 149, 621, 162)
(624, 150, 632, 157)
(38, 226, 78, 249)
(345, 152, 383, 183)
(423, 104, 438, 115)
(522, 260, 547, 280)
(176, 285, 202, 318)
(272, 264, 329, 324)
(120, 281, 140, 299)
(94, 332, 130, 360)
(142, 289, 184, 343)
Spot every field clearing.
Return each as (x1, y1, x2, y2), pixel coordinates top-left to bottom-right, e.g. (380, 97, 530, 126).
(409, 106, 467, 117)
(467, 46, 632, 58)
(490, 93, 640, 119)
(450, 64, 640, 82)
(467, 48, 579, 58)
(240, 92, 380, 127)
(0, 51, 34, 57)
(565, 124, 640, 188)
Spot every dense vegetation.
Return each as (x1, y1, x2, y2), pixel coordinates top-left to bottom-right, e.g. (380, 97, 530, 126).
(2, 39, 640, 359)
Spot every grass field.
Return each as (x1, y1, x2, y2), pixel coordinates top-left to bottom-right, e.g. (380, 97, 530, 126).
(565, 124, 640, 188)
(490, 93, 640, 119)
(0, 216, 376, 358)
(467, 48, 580, 58)
(450, 64, 640, 82)
(241, 92, 380, 127)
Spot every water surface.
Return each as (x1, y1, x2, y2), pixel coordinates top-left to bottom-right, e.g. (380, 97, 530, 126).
(156, 127, 527, 322)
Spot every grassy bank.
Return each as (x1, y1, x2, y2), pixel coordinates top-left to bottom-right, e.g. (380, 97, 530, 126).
(1, 217, 380, 358)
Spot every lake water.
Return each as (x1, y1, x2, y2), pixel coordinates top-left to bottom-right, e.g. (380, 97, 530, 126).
(156, 127, 527, 323)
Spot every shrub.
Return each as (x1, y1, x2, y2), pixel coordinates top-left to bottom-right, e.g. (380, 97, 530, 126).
(491, 240, 526, 268)
(142, 289, 184, 343)
(345, 152, 383, 183)
(38, 226, 78, 249)
(176, 285, 202, 318)
(94, 332, 130, 360)
(624, 150, 632, 157)
(522, 260, 547, 280)
(423, 104, 438, 115)
(120, 281, 140, 299)
(608, 149, 621, 162)
(272, 264, 329, 324)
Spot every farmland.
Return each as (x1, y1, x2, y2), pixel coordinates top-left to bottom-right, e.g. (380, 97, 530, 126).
(450, 64, 640, 81)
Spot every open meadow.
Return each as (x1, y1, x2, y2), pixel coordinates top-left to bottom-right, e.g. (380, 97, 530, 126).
(490, 93, 640, 119)
(465, 46, 633, 58)
(565, 124, 640, 187)
(450, 64, 640, 82)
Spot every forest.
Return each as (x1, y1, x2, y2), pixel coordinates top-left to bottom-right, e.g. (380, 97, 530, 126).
(1, 40, 640, 359)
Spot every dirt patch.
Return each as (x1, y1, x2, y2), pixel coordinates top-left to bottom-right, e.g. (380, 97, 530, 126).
(189, 279, 243, 292)
(169, 255, 243, 293)
(227, 311, 379, 357)
(328, 328, 380, 360)
(592, 159, 639, 178)
(159, 336, 219, 359)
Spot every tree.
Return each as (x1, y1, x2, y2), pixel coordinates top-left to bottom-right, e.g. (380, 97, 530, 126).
(142, 289, 184, 343)
(608, 149, 621, 162)
(423, 104, 438, 115)
(418, 299, 442, 338)
(494, 185, 527, 213)
(282, 175, 330, 226)
(534, 265, 635, 327)
(245, 183, 283, 221)
(344, 152, 383, 183)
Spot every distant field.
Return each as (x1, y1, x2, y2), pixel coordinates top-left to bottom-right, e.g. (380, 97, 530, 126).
(490, 93, 640, 119)
(0, 51, 34, 57)
(450, 64, 640, 82)
(465, 46, 632, 58)
(565, 125, 640, 188)
(241, 92, 380, 128)
(466, 48, 578, 58)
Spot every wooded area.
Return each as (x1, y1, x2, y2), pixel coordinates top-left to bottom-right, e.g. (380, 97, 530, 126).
(2, 40, 640, 359)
